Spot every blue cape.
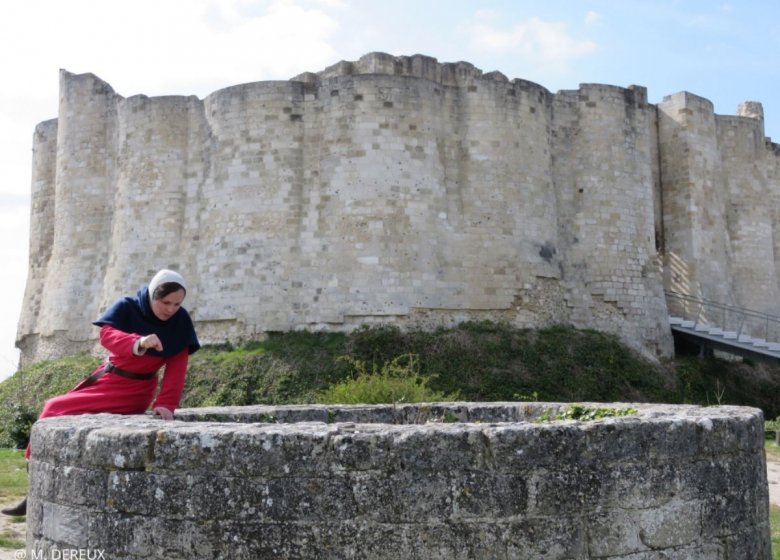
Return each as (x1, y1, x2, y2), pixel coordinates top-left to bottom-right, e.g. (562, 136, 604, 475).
(93, 286, 200, 357)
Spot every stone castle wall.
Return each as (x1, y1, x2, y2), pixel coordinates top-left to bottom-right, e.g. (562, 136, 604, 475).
(26, 403, 771, 558)
(16, 53, 780, 364)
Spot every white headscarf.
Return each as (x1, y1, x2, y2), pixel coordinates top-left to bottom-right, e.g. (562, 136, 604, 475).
(148, 269, 187, 299)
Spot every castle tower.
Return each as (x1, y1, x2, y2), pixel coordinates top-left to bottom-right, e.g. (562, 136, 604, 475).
(37, 72, 118, 344)
(659, 93, 780, 326)
(553, 84, 671, 354)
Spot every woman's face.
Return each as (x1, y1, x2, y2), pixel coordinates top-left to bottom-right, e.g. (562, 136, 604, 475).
(151, 289, 186, 321)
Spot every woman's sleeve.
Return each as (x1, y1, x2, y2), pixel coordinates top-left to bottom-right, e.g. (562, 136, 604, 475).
(153, 349, 189, 412)
(99, 325, 141, 357)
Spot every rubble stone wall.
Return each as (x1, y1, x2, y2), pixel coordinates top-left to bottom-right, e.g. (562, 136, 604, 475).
(27, 403, 770, 559)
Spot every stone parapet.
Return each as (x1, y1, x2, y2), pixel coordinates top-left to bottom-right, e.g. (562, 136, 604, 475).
(27, 402, 770, 559)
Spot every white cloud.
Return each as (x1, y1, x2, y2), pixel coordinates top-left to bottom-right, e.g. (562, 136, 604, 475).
(585, 11, 602, 25)
(0, 0, 345, 379)
(198, 0, 341, 83)
(0, 203, 29, 380)
(310, 0, 348, 8)
(475, 9, 498, 20)
(467, 16, 597, 63)
(1, 0, 341, 98)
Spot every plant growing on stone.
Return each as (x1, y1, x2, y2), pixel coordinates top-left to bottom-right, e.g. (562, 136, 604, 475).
(537, 404, 638, 423)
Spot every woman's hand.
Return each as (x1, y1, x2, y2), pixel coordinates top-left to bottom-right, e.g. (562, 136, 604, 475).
(153, 406, 174, 420)
(139, 334, 163, 352)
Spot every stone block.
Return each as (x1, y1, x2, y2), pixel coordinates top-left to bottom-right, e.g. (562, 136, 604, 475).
(83, 425, 157, 469)
(218, 423, 337, 477)
(41, 503, 90, 548)
(482, 422, 587, 469)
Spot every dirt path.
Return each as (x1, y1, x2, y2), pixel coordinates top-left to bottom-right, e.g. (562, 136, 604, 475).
(768, 457, 780, 508)
(0, 459, 778, 557)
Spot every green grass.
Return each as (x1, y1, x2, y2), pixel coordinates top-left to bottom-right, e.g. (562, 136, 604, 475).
(181, 323, 682, 408)
(769, 441, 780, 560)
(768, 440, 780, 463)
(0, 533, 24, 549)
(0, 449, 26, 500)
(0, 448, 27, 551)
(0, 449, 26, 549)
(180, 325, 675, 415)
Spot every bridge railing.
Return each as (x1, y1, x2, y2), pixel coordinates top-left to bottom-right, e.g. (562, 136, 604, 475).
(665, 291, 780, 344)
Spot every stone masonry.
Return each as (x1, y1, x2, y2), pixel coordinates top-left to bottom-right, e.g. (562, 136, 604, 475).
(16, 53, 780, 364)
(27, 403, 770, 559)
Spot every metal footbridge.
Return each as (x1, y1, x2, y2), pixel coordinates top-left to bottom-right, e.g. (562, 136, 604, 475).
(666, 291, 780, 361)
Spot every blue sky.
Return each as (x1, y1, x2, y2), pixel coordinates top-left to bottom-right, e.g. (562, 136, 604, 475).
(0, 0, 778, 379)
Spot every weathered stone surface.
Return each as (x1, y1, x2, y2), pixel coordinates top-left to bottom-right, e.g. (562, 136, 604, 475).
(26, 402, 770, 559)
(84, 425, 157, 469)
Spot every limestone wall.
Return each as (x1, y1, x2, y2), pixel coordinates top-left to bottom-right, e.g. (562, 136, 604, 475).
(17, 52, 780, 364)
(26, 403, 770, 559)
(658, 92, 780, 337)
(552, 84, 667, 352)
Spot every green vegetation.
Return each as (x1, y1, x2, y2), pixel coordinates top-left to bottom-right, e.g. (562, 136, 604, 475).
(768, 416, 780, 441)
(764, 440, 779, 559)
(317, 354, 458, 405)
(538, 404, 638, 423)
(0, 533, 24, 550)
(0, 449, 26, 549)
(0, 355, 100, 448)
(768, 439, 780, 463)
(2, 322, 780, 447)
(0, 448, 27, 500)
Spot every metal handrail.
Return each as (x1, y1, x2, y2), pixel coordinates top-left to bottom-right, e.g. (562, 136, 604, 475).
(665, 290, 780, 343)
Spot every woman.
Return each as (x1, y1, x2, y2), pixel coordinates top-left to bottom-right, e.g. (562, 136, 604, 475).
(1, 269, 200, 516)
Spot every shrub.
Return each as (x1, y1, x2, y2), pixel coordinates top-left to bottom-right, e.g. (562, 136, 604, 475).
(317, 354, 459, 405)
(767, 416, 780, 439)
(0, 354, 99, 447)
(7, 403, 36, 449)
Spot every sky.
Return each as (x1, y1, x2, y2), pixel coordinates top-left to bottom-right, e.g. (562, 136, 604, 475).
(0, 0, 778, 380)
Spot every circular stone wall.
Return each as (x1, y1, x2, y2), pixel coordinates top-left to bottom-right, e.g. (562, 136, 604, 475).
(27, 402, 771, 559)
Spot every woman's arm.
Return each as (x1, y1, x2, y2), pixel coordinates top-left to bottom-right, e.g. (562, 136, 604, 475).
(99, 324, 141, 357)
(152, 349, 189, 416)
(99, 325, 163, 356)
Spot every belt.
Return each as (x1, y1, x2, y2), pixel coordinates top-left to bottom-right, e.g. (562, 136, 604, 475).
(73, 362, 158, 392)
(105, 362, 158, 381)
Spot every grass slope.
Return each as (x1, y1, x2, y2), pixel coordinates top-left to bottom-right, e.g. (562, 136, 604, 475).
(1, 323, 780, 447)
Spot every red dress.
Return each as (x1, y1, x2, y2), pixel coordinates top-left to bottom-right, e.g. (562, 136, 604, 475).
(25, 325, 189, 459)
